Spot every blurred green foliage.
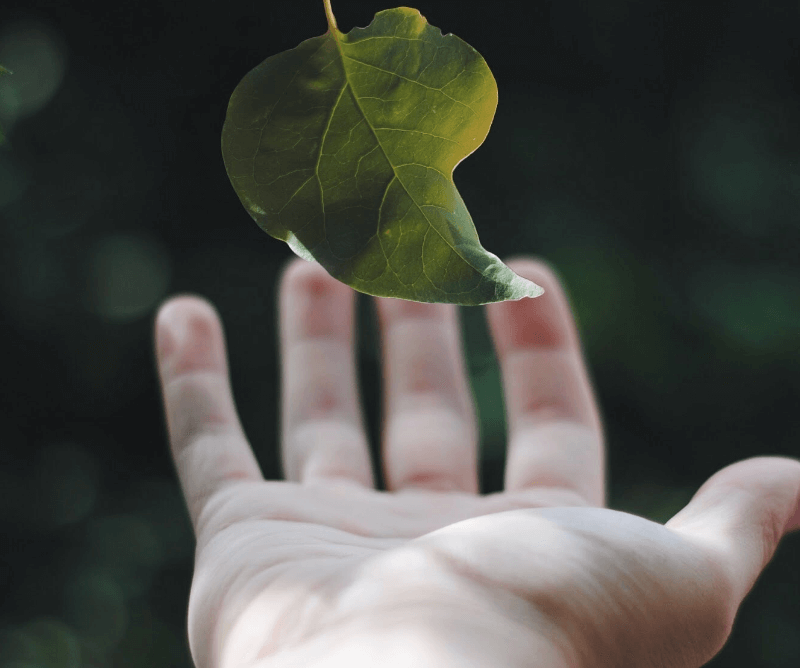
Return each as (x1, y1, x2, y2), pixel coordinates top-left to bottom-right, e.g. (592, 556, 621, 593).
(0, 0, 798, 666)
(0, 64, 10, 144)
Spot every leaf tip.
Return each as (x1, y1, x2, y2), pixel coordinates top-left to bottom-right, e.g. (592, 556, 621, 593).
(508, 273, 545, 301)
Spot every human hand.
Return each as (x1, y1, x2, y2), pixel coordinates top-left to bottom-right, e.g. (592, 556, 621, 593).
(154, 256, 800, 668)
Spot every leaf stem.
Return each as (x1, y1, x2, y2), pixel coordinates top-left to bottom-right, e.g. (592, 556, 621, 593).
(323, 0, 338, 34)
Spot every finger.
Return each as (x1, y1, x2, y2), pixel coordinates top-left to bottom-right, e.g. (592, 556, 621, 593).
(374, 296, 479, 493)
(485, 257, 604, 504)
(667, 456, 800, 607)
(155, 296, 262, 531)
(278, 259, 374, 488)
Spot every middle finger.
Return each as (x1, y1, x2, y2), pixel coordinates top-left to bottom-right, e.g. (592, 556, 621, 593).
(375, 297, 479, 493)
(279, 258, 374, 488)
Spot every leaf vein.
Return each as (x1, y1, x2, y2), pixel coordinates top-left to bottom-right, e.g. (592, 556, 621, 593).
(342, 54, 475, 114)
(276, 175, 315, 215)
(316, 83, 349, 245)
(372, 127, 461, 147)
(252, 40, 328, 176)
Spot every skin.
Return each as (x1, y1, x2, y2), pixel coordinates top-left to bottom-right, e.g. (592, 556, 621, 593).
(154, 256, 800, 668)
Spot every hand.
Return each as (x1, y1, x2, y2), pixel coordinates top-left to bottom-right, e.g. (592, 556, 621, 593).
(154, 256, 800, 668)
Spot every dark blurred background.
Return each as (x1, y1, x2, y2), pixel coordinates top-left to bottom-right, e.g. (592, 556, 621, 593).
(1, 0, 798, 665)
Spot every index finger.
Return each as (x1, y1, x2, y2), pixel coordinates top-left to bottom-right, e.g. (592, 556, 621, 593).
(154, 296, 262, 532)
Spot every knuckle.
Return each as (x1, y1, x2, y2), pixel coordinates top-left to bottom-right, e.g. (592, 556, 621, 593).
(194, 483, 240, 539)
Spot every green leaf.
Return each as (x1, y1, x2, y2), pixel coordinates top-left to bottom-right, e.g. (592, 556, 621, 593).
(222, 2, 543, 304)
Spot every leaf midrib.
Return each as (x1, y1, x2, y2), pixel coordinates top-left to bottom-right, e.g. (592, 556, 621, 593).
(327, 31, 478, 279)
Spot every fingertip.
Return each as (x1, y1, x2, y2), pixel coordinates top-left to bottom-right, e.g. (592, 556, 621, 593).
(758, 457, 800, 534)
(279, 257, 355, 340)
(279, 256, 314, 292)
(155, 295, 227, 376)
(374, 292, 454, 325)
(504, 255, 557, 278)
(507, 256, 570, 289)
(279, 257, 345, 299)
(156, 294, 217, 336)
(156, 294, 220, 322)
(487, 256, 577, 351)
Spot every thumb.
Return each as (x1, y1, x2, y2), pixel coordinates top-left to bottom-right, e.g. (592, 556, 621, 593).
(667, 456, 800, 607)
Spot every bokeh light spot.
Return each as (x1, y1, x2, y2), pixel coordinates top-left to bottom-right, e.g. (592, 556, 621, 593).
(87, 233, 171, 322)
(689, 265, 800, 350)
(686, 107, 788, 237)
(0, 617, 81, 668)
(84, 514, 164, 599)
(88, 515, 163, 571)
(133, 477, 194, 565)
(0, 151, 30, 209)
(63, 571, 127, 651)
(0, 22, 66, 133)
(33, 442, 98, 528)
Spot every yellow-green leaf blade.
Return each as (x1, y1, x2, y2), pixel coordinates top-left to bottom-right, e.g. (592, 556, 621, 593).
(221, 6, 543, 304)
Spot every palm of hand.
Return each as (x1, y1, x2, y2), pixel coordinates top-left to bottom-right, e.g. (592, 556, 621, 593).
(190, 480, 730, 668)
(155, 257, 800, 668)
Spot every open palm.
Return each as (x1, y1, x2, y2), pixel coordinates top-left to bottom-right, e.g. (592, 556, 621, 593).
(155, 257, 800, 668)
